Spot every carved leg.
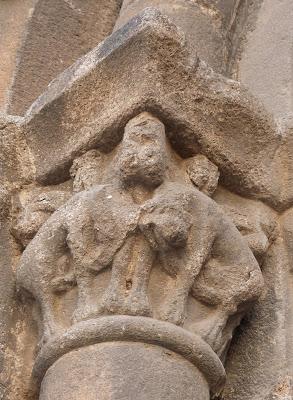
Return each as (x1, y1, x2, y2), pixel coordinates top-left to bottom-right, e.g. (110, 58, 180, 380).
(159, 287, 189, 325)
(39, 295, 62, 346)
(99, 238, 135, 314)
(159, 269, 194, 325)
(159, 254, 204, 326)
(72, 269, 99, 322)
(124, 238, 154, 316)
(194, 310, 229, 351)
(158, 236, 210, 325)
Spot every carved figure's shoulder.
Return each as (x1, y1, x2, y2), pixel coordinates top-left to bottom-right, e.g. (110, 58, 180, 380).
(62, 184, 109, 208)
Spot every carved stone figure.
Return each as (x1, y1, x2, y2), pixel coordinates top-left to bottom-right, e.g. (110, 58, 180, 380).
(1, 3, 292, 399)
(17, 113, 263, 368)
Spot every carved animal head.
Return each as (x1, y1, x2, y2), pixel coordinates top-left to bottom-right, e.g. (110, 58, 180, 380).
(140, 200, 192, 251)
(12, 190, 70, 247)
(116, 112, 168, 189)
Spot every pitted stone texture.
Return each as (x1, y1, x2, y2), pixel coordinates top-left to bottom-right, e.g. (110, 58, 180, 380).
(33, 316, 225, 393)
(21, 8, 293, 210)
(214, 187, 277, 263)
(281, 209, 293, 385)
(40, 342, 210, 400)
(185, 154, 219, 196)
(0, 114, 33, 400)
(7, 0, 122, 116)
(0, 3, 292, 400)
(17, 113, 263, 398)
(238, 0, 293, 120)
(0, 114, 31, 185)
(222, 237, 289, 400)
(0, 222, 15, 399)
(212, 188, 291, 400)
(0, 0, 36, 112)
(12, 186, 72, 248)
(70, 150, 106, 193)
(115, 0, 232, 74)
(0, 114, 34, 395)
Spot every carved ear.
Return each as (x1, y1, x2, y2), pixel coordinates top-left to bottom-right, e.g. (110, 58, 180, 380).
(12, 190, 71, 248)
(70, 150, 105, 192)
(185, 155, 219, 196)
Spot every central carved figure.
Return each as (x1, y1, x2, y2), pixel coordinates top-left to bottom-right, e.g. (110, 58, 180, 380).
(17, 112, 263, 356)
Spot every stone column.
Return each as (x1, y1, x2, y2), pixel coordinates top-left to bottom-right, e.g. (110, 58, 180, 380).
(114, 0, 240, 75)
(35, 317, 224, 400)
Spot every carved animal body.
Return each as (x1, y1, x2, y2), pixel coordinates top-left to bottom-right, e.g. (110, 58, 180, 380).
(17, 180, 263, 348)
(139, 182, 263, 329)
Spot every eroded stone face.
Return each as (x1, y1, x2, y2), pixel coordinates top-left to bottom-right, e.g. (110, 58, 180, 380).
(116, 113, 167, 189)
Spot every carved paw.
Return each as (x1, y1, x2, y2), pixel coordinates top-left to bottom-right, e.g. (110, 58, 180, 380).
(38, 323, 63, 351)
(159, 300, 185, 326)
(123, 293, 152, 317)
(98, 290, 125, 315)
(72, 304, 100, 323)
(98, 290, 152, 317)
(193, 313, 228, 352)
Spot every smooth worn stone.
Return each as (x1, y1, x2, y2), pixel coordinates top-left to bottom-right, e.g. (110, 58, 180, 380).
(39, 342, 210, 400)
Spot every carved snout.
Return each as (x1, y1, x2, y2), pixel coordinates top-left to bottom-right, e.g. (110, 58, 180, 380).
(139, 213, 191, 251)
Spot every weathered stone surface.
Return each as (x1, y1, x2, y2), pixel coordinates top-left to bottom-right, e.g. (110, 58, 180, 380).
(34, 316, 225, 393)
(0, 114, 31, 185)
(237, 0, 293, 121)
(22, 8, 291, 211)
(0, 221, 15, 400)
(115, 0, 238, 75)
(213, 188, 291, 399)
(14, 112, 264, 399)
(281, 208, 293, 390)
(0, 0, 36, 113)
(0, 114, 34, 400)
(7, 0, 122, 116)
(0, 2, 292, 400)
